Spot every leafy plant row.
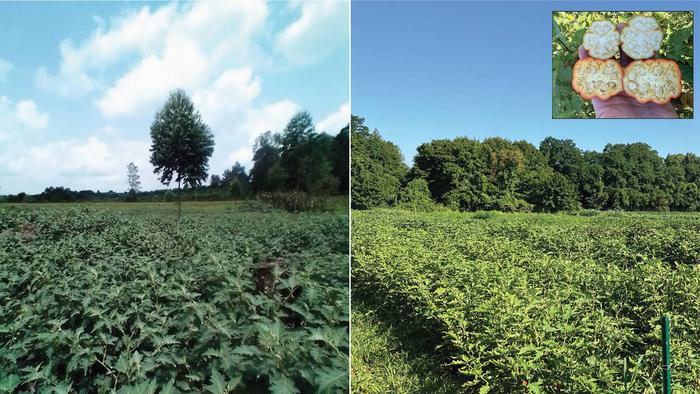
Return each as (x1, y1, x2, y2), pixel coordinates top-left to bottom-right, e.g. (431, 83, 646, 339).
(0, 207, 349, 393)
(352, 210, 700, 393)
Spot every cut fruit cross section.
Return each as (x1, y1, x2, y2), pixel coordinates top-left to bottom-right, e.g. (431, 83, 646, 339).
(623, 60, 681, 104)
(620, 16, 663, 60)
(572, 58, 624, 100)
(582, 20, 620, 59)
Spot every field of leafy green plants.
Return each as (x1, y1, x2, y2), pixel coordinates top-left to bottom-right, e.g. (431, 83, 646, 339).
(0, 204, 348, 393)
(352, 210, 700, 393)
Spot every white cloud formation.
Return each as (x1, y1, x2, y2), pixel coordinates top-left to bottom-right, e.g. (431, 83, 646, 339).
(1, 96, 49, 135)
(35, 4, 177, 98)
(316, 102, 349, 134)
(7, 137, 115, 176)
(197, 71, 299, 172)
(0, 58, 13, 82)
(276, 1, 348, 65)
(227, 146, 254, 168)
(193, 68, 261, 126)
(96, 1, 268, 117)
(241, 99, 300, 141)
(14, 100, 49, 129)
(38, 1, 268, 112)
(98, 39, 209, 117)
(2, 136, 159, 192)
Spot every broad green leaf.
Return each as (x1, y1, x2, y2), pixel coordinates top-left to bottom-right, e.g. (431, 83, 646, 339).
(269, 374, 299, 394)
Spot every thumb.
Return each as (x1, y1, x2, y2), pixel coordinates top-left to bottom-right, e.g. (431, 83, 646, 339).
(578, 45, 589, 60)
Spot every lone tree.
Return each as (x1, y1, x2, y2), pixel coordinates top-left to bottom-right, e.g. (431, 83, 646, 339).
(149, 89, 214, 217)
(126, 162, 141, 192)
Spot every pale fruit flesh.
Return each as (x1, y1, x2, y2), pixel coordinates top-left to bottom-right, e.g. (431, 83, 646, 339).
(623, 60, 681, 104)
(582, 20, 620, 59)
(572, 59, 624, 100)
(620, 16, 663, 60)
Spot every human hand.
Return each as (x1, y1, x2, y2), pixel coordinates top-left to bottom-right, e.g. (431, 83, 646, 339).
(577, 23, 677, 119)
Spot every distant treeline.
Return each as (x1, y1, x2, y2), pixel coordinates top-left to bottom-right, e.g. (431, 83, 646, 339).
(0, 187, 238, 204)
(1, 111, 349, 205)
(351, 115, 700, 212)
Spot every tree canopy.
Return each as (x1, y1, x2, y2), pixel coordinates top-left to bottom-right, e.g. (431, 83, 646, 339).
(248, 111, 346, 197)
(350, 115, 407, 209)
(351, 114, 700, 212)
(126, 162, 141, 193)
(149, 89, 215, 191)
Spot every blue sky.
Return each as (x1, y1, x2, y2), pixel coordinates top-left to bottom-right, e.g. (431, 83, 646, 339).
(352, 1, 699, 165)
(0, 1, 349, 194)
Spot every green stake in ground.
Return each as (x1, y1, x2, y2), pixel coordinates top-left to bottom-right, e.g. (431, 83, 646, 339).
(662, 316, 672, 394)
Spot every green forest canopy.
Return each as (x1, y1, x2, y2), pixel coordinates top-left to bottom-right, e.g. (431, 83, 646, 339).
(351, 115, 700, 212)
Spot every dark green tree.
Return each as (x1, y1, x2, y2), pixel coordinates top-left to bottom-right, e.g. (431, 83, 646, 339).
(280, 111, 315, 191)
(210, 174, 221, 188)
(222, 162, 250, 197)
(412, 137, 489, 211)
(539, 137, 585, 184)
(331, 125, 350, 194)
(302, 132, 338, 195)
(351, 115, 407, 209)
(250, 131, 284, 193)
(222, 162, 249, 185)
(601, 143, 666, 210)
(149, 89, 215, 218)
(520, 169, 580, 212)
(398, 178, 437, 212)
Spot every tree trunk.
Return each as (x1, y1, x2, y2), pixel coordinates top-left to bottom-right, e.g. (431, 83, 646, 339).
(177, 179, 182, 219)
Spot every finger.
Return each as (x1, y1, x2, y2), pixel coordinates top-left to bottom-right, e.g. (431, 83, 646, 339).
(617, 22, 633, 67)
(578, 45, 589, 60)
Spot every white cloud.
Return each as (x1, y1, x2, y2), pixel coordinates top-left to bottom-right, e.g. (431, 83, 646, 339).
(242, 99, 300, 140)
(95, 1, 268, 117)
(185, 65, 298, 172)
(2, 136, 160, 192)
(38, 1, 268, 112)
(193, 68, 261, 125)
(7, 136, 118, 176)
(227, 146, 254, 168)
(316, 102, 349, 134)
(98, 38, 209, 117)
(276, 1, 348, 65)
(14, 100, 49, 129)
(0, 58, 13, 82)
(35, 4, 178, 98)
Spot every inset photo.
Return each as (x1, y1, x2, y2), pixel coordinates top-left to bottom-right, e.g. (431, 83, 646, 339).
(552, 11, 694, 119)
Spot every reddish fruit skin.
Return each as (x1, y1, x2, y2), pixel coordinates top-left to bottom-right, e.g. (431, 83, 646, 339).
(623, 59, 682, 105)
(571, 58, 624, 100)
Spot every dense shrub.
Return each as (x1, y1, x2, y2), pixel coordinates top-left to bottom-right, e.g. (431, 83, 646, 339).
(258, 191, 322, 212)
